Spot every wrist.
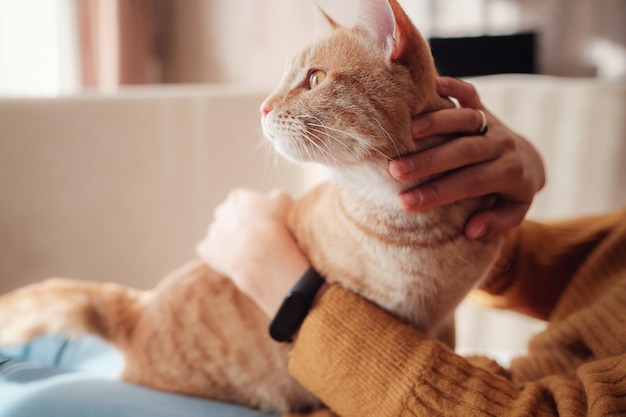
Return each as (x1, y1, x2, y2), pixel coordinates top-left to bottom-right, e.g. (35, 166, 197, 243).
(264, 256, 310, 318)
(235, 248, 310, 319)
(269, 267, 326, 343)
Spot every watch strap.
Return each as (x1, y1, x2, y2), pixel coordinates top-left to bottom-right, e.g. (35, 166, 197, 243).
(269, 267, 325, 342)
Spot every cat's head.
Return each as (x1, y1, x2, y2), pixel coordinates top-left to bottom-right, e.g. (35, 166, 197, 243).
(260, 0, 450, 169)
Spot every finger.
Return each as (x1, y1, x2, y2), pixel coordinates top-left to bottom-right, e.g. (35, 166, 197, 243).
(231, 189, 275, 218)
(436, 77, 483, 109)
(196, 233, 215, 262)
(398, 157, 518, 211)
(195, 239, 206, 258)
(269, 188, 293, 205)
(390, 134, 501, 181)
(412, 107, 489, 139)
(215, 189, 246, 218)
(213, 200, 232, 220)
(464, 201, 529, 240)
(268, 188, 286, 198)
(267, 189, 294, 217)
(215, 189, 248, 218)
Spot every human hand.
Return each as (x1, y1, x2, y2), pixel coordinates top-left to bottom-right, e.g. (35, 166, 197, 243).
(388, 77, 546, 240)
(196, 189, 310, 318)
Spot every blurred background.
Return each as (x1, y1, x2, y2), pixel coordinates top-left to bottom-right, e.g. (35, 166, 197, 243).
(0, 0, 624, 97)
(1, 0, 625, 356)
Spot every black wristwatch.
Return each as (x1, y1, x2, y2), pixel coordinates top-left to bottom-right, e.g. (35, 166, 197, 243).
(269, 267, 325, 342)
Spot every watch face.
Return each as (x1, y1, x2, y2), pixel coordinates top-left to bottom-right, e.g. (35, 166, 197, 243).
(269, 293, 308, 342)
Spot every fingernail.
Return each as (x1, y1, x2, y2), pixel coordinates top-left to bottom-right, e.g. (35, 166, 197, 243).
(389, 159, 414, 179)
(400, 191, 423, 209)
(468, 224, 487, 240)
(412, 118, 430, 136)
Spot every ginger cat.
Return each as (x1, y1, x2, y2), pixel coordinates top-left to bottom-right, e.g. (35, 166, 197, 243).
(0, 0, 501, 413)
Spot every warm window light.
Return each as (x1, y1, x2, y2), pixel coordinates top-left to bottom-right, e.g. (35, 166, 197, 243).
(0, 0, 80, 97)
(587, 38, 626, 79)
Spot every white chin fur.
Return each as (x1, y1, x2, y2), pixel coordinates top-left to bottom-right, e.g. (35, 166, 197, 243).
(263, 132, 304, 162)
(333, 164, 404, 210)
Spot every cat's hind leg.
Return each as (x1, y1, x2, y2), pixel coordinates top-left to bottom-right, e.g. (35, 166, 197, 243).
(0, 279, 145, 350)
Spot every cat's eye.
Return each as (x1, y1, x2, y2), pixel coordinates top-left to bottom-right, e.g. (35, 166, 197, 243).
(308, 70, 327, 89)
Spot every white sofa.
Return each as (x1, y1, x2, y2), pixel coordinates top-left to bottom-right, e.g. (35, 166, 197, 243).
(1, 75, 625, 353)
(0, 85, 318, 293)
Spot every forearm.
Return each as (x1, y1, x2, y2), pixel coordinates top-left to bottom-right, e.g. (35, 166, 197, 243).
(289, 285, 521, 417)
(473, 208, 626, 320)
(290, 286, 432, 416)
(288, 284, 623, 417)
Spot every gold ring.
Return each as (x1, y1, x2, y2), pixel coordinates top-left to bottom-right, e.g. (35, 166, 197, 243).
(476, 109, 488, 136)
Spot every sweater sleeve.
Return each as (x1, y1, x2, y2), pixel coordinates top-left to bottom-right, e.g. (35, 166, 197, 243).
(472, 208, 626, 320)
(286, 208, 626, 417)
(288, 283, 626, 417)
(288, 285, 520, 416)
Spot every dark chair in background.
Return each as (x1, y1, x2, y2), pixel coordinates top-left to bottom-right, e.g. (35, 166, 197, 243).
(429, 32, 537, 77)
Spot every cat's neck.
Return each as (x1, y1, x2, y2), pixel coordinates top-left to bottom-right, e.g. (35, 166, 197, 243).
(329, 165, 484, 245)
(331, 160, 414, 211)
(343, 94, 458, 212)
(328, 132, 482, 233)
(329, 130, 449, 208)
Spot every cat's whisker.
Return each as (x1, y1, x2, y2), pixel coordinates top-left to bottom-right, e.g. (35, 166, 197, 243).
(306, 132, 339, 165)
(308, 127, 358, 163)
(295, 115, 343, 164)
(374, 119, 401, 159)
(306, 121, 383, 158)
(307, 122, 392, 162)
(2, 0, 506, 414)
(302, 124, 340, 159)
(290, 123, 317, 161)
(301, 116, 362, 162)
(254, 136, 286, 178)
(295, 130, 317, 162)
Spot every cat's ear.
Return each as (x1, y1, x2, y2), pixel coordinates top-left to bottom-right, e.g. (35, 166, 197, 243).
(356, 0, 430, 67)
(355, 0, 397, 58)
(314, 3, 341, 34)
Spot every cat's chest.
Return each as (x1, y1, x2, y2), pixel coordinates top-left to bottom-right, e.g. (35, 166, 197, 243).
(290, 183, 455, 307)
(289, 182, 501, 330)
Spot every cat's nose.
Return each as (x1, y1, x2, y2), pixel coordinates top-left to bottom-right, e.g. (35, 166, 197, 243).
(260, 100, 273, 117)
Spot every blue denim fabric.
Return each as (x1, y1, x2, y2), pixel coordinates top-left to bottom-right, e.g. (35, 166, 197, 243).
(0, 335, 277, 417)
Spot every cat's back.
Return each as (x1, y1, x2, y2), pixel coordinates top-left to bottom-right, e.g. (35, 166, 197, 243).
(135, 259, 270, 347)
(123, 258, 317, 411)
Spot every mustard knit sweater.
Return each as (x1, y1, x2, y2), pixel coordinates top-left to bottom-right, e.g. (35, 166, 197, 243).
(286, 208, 626, 417)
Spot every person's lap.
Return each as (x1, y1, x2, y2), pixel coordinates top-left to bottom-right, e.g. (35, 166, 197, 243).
(0, 335, 277, 417)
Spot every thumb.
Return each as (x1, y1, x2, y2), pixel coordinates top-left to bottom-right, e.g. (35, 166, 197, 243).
(465, 202, 528, 240)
